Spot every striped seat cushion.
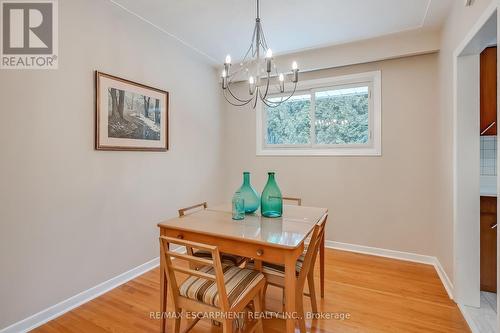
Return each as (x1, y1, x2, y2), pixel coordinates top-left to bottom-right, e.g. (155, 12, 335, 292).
(192, 249, 244, 266)
(179, 265, 264, 307)
(246, 252, 306, 277)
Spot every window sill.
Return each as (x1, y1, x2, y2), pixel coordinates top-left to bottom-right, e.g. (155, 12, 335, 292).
(256, 147, 381, 157)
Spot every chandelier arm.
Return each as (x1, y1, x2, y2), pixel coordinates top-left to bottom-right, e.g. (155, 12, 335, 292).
(252, 89, 259, 109)
(262, 82, 299, 108)
(264, 72, 283, 96)
(259, 86, 285, 109)
(227, 25, 257, 85)
(261, 74, 271, 100)
(275, 82, 298, 103)
(260, 90, 284, 107)
(253, 20, 260, 58)
(237, 46, 254, 76)
(258, 23, 269, 50)
(227, 66, 247, 84)
(247, 22, 259, 59)
(227, 23, 257, 84)
(241, 45, 253, 65)
(239, 47, 255, 78)
(259, 93, 283, 108)
(224, 89, 255, 107)
(228, 51, 254, 82)
(224, 96, 254, 107)
(273, 66, 280, 79)
(227, 83, 254, 103)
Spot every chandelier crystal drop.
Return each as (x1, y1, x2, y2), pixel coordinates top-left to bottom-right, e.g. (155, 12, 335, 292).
(221, 0, 299, 109)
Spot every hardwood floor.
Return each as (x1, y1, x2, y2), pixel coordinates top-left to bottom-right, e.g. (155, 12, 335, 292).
(33, 249, 470, 333)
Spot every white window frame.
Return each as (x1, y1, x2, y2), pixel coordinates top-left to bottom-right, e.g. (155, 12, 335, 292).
(256, 70, 382, 156)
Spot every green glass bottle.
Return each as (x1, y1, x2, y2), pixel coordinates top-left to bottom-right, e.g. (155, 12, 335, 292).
(238, 172, 260, 214)
(261, 172, 283, 218)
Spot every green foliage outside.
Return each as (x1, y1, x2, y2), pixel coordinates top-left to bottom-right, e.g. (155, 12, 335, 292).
(266, 88, 369, 145)
(266, 95, 311, 145)
(315, 90, 369, 144)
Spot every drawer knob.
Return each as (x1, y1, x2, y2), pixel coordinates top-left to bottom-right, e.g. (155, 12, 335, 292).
(177, 234, 184, 239)
(256, 249, 264, 256)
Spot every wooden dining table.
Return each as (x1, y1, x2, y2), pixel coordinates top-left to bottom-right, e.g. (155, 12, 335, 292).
(157, 204, 328, 333)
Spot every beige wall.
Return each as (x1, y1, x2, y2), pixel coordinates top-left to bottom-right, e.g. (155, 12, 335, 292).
(436, 0, 496, 282)
(274, 28, 440, 73)
(0, 0, 223, 329)
(222, 53, 441, 258)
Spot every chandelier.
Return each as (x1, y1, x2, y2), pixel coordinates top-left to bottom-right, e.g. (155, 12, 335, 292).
(221, 0, 299, 109)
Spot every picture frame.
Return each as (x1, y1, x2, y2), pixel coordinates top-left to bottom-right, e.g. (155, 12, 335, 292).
(95, 71, 169, 151)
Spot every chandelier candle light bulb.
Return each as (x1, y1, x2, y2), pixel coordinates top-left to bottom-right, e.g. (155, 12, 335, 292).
(224, 55, 231, 74)
(292, 61, 299, 83)
(221, 69, 228, 89)
(265, 49, 273, 73)
(279, 73, 285, 92)
(249, 76, 256, 95)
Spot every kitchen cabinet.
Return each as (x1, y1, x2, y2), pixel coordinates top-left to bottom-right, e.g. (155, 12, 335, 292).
(480, 196, 497, 292)
(480, 46, 497, 136)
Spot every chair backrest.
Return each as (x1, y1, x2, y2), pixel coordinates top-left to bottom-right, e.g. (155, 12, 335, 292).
(283, 197, 302, 206)
(178, 202, 208, 217)
(297, 215, 327, 286)
(159, 236, 230, 310)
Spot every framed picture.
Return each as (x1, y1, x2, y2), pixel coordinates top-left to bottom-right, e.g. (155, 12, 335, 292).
(95, 71, 169, 151)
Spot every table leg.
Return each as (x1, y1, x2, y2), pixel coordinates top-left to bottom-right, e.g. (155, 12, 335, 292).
(254, 260, 266, 310)
(320, 232, 325, 298)
(284, 255, 297, 333)
(254, 259, 263, 271)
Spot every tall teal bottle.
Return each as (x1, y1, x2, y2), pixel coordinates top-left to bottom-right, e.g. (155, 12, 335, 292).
(238, 172, 260, 214)
(261, 172, 283, 218)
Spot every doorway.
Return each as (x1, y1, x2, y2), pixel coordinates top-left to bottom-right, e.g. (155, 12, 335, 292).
(454, 5, 499, 333)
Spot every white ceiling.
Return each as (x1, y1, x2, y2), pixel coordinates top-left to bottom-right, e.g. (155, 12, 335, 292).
(111, 0, 453, 64)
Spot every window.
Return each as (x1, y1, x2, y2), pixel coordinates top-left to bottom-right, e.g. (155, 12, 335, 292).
(257, 71, 381, 156)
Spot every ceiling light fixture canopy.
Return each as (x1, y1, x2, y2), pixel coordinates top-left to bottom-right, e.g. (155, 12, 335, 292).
(221, 0, 299, 109)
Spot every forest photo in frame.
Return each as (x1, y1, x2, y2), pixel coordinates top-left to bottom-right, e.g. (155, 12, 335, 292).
(95, 71, 169, 151)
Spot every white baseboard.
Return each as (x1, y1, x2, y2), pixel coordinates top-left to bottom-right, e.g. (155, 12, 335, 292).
(0, 257, 160, 333)
(325, 240, 435, 264)
(2, 242, 455, 333)
(432, 257, 454, 300)
(325, 240, 454, 300)
(458, 304, 481, 333)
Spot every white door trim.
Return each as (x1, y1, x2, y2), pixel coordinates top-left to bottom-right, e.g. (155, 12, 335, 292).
(454, 54, 481, 307)
(452, 0, 499, 315)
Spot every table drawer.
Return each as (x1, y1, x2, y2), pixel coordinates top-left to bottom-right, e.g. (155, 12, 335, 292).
(163, 228, 301, 265)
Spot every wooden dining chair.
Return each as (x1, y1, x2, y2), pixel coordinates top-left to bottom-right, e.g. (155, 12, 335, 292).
(282, 196, 302, 206)
(178, 202, 246, 268)
(159, 236, 265, 333)
(178, 202, 208, 217)
(282, 196, 325, 298)
(247, 216, 327, 332)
